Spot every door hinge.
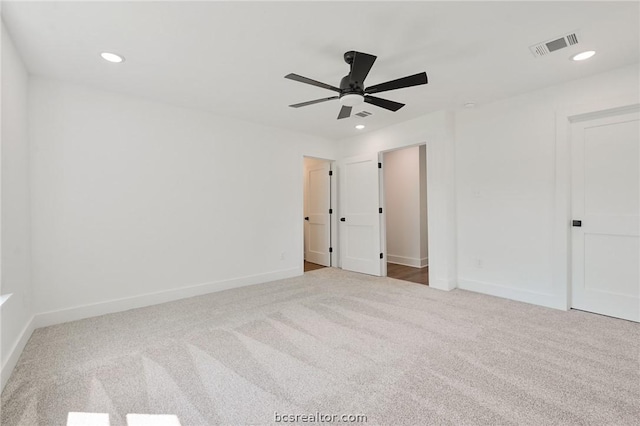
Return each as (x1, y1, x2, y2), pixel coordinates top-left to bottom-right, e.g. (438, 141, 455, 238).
(329, 208, 333, 214)
(378, 162, 382, 169)
(380, 253, 384, 259)
(379, 207, 383, 214)
(329, 247, 333, 253)
(329, 170, 333, 176)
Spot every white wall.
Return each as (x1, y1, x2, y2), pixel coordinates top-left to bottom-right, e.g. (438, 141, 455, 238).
(340, 63, 638, 309)
(383, 146, 428, 268)
(29, 78, 337, 324)
(455, 63, 640, 309)
(340, 110, 457, 291)
(1, 23, 34, 389)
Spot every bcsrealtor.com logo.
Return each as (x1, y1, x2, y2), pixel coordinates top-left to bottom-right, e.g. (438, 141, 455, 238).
(274, 412, 368, 423)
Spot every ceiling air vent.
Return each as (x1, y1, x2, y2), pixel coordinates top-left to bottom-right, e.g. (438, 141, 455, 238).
(355, 111, 373, 118)
(529, 31, 580, 58)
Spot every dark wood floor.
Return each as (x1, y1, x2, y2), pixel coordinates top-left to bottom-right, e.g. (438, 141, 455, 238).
(387, 263, 429, 286)
(304, 261, 326, 272)
(305, 260, 427, 285)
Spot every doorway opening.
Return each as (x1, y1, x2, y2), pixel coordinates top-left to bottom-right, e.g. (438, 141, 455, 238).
(381, 145, 429, 285)
(303, 157, 334, 273)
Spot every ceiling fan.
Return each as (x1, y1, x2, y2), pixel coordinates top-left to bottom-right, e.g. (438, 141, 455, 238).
(285, 50, 428, 120)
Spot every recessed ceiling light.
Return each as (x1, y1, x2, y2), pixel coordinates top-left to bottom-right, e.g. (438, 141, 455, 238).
(100, 52, 124, 63)
(464, 102, 476, 108)
(355, 124, 365, 130)
(571, 50, 596, 61)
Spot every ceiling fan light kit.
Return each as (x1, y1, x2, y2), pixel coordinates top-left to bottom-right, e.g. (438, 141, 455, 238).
(340, 93, 364, 107)
(285, 50, 428, 120)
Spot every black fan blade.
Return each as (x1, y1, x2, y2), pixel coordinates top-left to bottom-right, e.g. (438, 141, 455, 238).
(364, 95, 405, 112)
(337, 105, 352, 119)
(285, 73, 341, 93)
(349, 52, 377, 86)
(365, 72, 428, 95)
(289, 96, 339, 108)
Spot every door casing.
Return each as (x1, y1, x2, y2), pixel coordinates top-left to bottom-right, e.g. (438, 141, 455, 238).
(302, 156, 337, 269)
(554, 97, 640, 312)
(569, 110, 639, 321)
(378, 144, 430, 281)
(304, 159, 331, 266)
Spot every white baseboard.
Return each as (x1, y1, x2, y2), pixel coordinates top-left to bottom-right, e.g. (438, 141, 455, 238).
(430, 277, 457, 291)
(457, 278, 565, 310)
(1, 315, 35, 392)
(387, 255, 428, 268)
(34, 267, 300, 328)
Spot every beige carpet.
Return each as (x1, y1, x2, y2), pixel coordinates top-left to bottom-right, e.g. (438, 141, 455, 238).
(2, 268, 639, 425)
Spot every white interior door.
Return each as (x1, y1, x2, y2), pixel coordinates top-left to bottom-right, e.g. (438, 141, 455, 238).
(571, 110, 639, 322)
(304, 161, 331, 266)
(339, 153, 382, 276)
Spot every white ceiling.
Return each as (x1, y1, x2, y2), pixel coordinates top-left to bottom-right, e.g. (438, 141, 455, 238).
(3, 1, 639, 140)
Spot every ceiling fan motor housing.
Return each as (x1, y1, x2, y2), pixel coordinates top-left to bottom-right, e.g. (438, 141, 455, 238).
(340, 74, 363, 93)
(339, 73, 365, 106)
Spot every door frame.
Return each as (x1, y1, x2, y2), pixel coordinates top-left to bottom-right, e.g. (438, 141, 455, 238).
(336, 112, 457, 292)
(302, 156, 338, 269)
(554, 96, 640, 311)
(379, 143, 429, 282)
